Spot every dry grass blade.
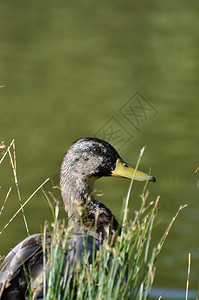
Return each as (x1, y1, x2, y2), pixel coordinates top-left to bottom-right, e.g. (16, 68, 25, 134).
(185, 252, 191, 300)
(0, 187, 12, 217)
(0, 140, 15, 165)
(153, 204, 187, 261)
(0, 141, 6, 155)
(195, 167, 199, 189)
(0, 177, 50, 235)
(7, 142, 30, 235)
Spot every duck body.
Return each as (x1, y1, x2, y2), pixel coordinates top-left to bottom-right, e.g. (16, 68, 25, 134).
(0, 233, 100, 299)
(0, 138, 155, 299)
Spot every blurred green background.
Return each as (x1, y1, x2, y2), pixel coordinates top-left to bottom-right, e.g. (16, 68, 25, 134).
(0, 0, 198, 298)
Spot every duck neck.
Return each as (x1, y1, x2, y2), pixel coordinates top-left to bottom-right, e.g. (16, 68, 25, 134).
(60, 172, 95, 218)
(60, 171, 119, 239)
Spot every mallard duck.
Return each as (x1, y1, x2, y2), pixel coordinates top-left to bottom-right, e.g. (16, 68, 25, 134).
(0, 137, 156, 299)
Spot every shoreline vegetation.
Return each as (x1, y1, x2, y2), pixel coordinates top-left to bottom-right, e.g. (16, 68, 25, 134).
(0, 140, 187, 299)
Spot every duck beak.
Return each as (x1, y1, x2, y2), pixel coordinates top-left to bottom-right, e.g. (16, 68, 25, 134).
(111, 158, 156, 182)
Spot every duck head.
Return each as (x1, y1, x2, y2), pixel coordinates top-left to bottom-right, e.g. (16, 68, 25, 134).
(60, 137, 155, 217)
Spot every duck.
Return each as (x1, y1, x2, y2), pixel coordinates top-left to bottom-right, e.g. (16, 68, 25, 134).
(0, 137, 156, 299)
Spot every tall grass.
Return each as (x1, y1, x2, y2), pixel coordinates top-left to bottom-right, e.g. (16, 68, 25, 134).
(38, 192, 185, 300)
(0, 140, 49, 236)
(0, 140, 187, 299)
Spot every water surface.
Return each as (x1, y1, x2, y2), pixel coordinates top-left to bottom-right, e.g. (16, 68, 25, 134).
(0, 1, 198, 297)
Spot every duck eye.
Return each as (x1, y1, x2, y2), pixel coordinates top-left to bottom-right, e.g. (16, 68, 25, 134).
(92, 146, 101, 154)
(122, 162, 130, 168)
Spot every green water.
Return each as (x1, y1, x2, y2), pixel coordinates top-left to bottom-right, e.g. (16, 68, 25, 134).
(0, 0, 198, 297)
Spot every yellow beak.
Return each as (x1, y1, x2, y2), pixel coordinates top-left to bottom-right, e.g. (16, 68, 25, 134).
(111, 158, 156, 182)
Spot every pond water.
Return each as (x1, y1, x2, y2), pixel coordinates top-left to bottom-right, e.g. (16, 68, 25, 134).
(0, 1, 198, 298)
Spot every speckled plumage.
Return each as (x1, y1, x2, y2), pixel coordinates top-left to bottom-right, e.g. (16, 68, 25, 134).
(60, 138, 120, 239)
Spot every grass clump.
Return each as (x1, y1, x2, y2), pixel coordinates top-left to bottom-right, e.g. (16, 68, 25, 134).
(38, 192, 185, 300)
